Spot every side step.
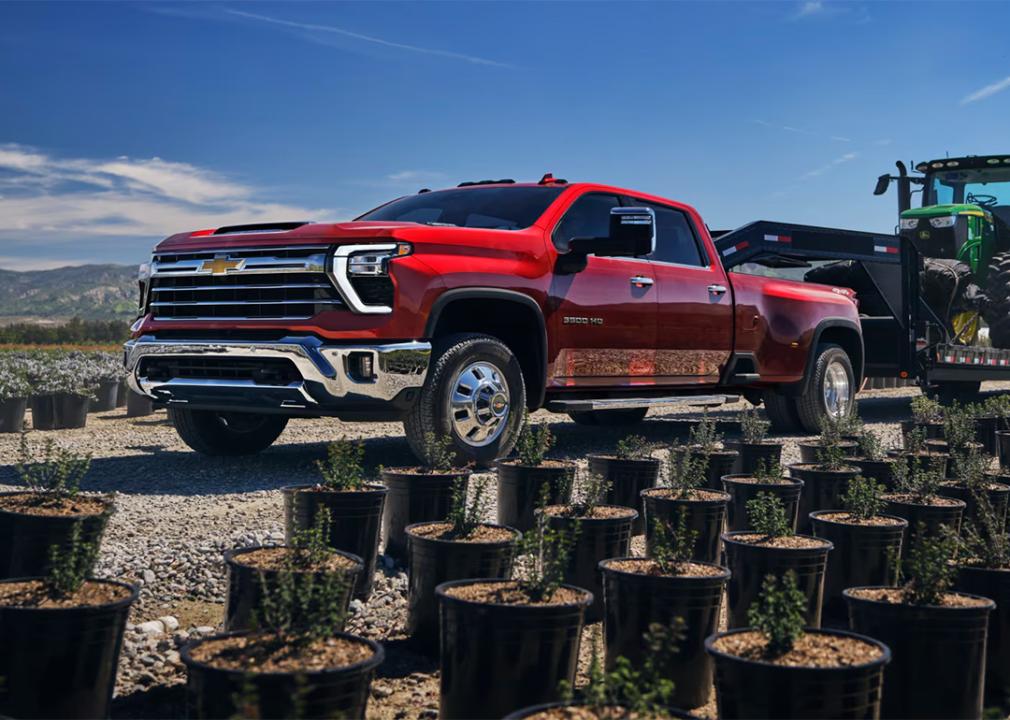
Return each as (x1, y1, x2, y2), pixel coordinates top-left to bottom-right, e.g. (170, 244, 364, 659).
(545, 394, 738, 413)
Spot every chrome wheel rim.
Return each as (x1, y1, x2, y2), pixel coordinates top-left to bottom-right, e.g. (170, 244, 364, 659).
(823, 361, 852, 418)
(449, 361, 510, 447)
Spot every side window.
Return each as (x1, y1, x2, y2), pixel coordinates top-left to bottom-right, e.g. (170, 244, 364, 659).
(552, 193, 621, 252)
(632, 201, 706, 266)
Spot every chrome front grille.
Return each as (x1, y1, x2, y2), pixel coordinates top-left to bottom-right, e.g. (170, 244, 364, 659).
(148, 246, 343, 320)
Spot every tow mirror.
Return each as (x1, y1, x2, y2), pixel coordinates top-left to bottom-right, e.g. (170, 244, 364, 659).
(874, 174, 891, 196)
(568, 207, 656, 258)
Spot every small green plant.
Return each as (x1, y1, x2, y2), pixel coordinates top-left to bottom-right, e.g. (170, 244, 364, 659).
(748, 571, 807, 657)
(15, 433, 91, 501)
(447, 475, 491, 538)
(254, 569, 349, 645)
(315, 438, 366, 491)
(891, 452, 943, 504)
(615, 434, 650, 460)
(689, 414, 723, 454)
(856, 428, 885, 461)
(420, 431, 457, 472)
(740, 407, 770, 444)
(515, 411, 554, 467)
(910, 394, 943, 425)
(983, 394, 1010, 421)
(944, 403, 978, 457)
(517, 489, 579, 602)
(815, 416, 848, 470)
(650, 508, 698, 575)
(288, 507, 332, 570)
(902, 523, 958, 606)
(746, 491, 792, 538)
(952, 447, 988, 491)
(903, 426, 928, 456)
(571, 471, 611, 518)
(837, 401, 864, 437)
(666, 445, 707, 498)
(841, 476, 886, 521)
(751, 459, 783, 483)
(45, 521, 98, 599)
(960, 492, 1010, 570)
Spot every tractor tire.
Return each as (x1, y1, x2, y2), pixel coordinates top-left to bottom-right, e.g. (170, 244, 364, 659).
(567, 407, 648, 426)
(169, 408, 287, 456)
(982, 251, 1010, 348)
(794, 343, 856, 434)
(763, 390, 803, 433)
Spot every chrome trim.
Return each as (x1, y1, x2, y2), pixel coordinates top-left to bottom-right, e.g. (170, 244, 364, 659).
(629, 275, 654, 287)
(330, 243, 398, 315)
(150, 282, 332, 292)
(151, 253, 328, 277)
(545, 394, 736, 413)
(124, 337, 430, 407)
(149, 299, 343, 308)
(153, 244, 330, 257)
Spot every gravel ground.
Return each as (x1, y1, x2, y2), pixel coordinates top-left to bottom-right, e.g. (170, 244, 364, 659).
(1, 383, 1006, 718)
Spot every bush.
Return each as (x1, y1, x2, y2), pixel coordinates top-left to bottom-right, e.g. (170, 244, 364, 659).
(16, 433, 91, 500)
(902, 523, 958, 605)
(447, 475, 491, 539)
(746, 492, 791, 538)
(739, 407, 770, 444)
(689, 414, 723, 454)
(515, 411, 555, 467)
(615, 434, 650, 460)
(666, 445, 707, 498)
(748, 571, 806, 657)
(815, 416, 848, 470)
(910, 395, 943, 424)
(316, 439, 367, 491)
(517, 490, 579, 602)
(650, 507, 698, 575)
(842, 476, 886, 521)
(0, 365, 30, 402)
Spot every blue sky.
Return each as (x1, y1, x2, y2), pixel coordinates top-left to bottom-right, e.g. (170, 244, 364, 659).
(1, 0, 1009, 270)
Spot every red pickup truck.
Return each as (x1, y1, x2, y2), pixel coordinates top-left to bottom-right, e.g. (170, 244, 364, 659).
(124, 176, 863, 464)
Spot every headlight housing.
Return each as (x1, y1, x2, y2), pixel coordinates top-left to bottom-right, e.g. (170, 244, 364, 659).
(347, 243, 412, 277)
(330, 243, 411, 314)
(929, 216, 957, 228)
(899, 218, 919, 230)
(137, 261, 152, 313)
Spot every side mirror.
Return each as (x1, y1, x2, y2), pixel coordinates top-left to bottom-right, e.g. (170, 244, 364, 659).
(568, 207, 656, 258)
(873, 174, 891, 196)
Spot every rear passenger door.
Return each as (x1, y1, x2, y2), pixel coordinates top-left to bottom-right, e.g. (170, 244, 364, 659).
(627, 198, 733, 384)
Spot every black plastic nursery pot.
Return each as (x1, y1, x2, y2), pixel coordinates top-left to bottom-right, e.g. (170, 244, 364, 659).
(546, 507, 636, 623)
(797, 440, 858, 464)
(0, 492, 112, 579)
(126, 388, 154, 418)
(998, 431, 1010, 471)
(845, 587, 995, 719)
(0, 578, 138, 719)
(955, 565, 1010, 706)
(380, 468, 470, 561)
(599, 557, 729, 709)
(900, 419, 945, 440)
(587, 454, 660, 535)
(404, 521, 518, 653)
(809, 511, 907, 629)
(721, 474, 803, 532)
(436, 579, 592, 720)
(938, 481, 1010, 529)
(496, 460, 575, 531)
(0, 397, 26, 433)
(847, 456, 896, 488)
(641, 488, 729, 564)
(91, 379, 120, 412)
(883, 494, 964, 572)
(182, 630, 384, 720)
(722, 531, 832, 629)
(223, 545, 364, 632)
(115, 380, 128, 407)
(29, 394, 57, 430)
(705, 627, 890, 720)
(974, 416, 1007, 456)
(503, 701, 694, 719)
(888, 449, 950, 477)
(724, 439, 783, 475)
(282, 484, 387, 600)
(55, 392, 89, 429)
(788, 463, 860, 534)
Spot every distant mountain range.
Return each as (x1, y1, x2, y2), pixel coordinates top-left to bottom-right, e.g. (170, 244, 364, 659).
(0, 264, 137, 320)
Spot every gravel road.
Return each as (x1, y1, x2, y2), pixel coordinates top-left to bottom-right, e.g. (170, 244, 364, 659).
(0, 383, 1003, 718)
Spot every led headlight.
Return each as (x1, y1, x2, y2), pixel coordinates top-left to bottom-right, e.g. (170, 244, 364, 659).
(929, 216, 957, 228)
(899, 218, 919, 230)
(137, 261, 152, 312)
(347, 243, 412, 277)
(331, 243, 411, 314)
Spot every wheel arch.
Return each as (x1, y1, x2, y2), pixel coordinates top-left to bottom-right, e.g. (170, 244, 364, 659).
(781, 318, 864, 397)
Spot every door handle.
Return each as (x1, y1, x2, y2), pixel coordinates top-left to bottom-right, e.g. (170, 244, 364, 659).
(630, 276, 654, 288)
(707, 284, 727, 295)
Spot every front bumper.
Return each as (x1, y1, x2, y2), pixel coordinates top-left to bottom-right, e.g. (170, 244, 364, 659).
(123, 336, 430, 416)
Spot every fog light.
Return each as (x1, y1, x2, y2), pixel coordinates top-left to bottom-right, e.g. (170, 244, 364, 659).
(349, 352, 375, 381)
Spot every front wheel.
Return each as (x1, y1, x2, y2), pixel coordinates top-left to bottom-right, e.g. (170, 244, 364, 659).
(404, 333, 526, 468)
(168, 408, 288, 456)
(794, 343, 855, 433)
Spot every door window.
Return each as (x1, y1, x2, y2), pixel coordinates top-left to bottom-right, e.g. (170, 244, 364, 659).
(628, 201, 705, 266)
(552, 193, 622, 252)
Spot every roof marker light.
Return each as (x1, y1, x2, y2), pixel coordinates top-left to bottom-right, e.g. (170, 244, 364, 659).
(190, 228, 216, 237)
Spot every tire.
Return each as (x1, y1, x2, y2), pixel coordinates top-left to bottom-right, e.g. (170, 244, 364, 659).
(403, 333, 525, 468)
(982, 251, 1010, 348)
(168, 408, 287, 456)
(763, 390, 802, 433)
(794, 344, 855, 434)
(567, 407, 648, 426)
(924, 381, 981, 405)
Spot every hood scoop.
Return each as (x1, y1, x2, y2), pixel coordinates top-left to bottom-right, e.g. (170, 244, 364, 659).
(213, 221, 310, 235)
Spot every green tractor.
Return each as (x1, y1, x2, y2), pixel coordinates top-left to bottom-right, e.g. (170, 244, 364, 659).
(875, 155, 1010, 347)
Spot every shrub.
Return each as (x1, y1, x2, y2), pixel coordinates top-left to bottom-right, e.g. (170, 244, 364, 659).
(288, 507, 332, 570)
(420, 431, 457, 472)
(517, 490, 579, 602)
(689, 414, 722, 454)
(751, 459, 783, 483)
(15, 433, 90, 500)
(650, 507, 698, 575)
(944, 403, 978, 457)
(515, 411, 554, 467)
(952, 447, 988, 491)
(315, 438, 367, 491)
(44, 521, 98, 599)
(960, 493, 1010, 570)
(901, 523, 958, 606)
(841, 476, 886, 521)
(746, 491, 791, 538)
(740, 407, 770, 444)
(910, 395, 943, 424)
(983, 394, 1010, 420)
(748, 571, 806, 657)
(666, 445, 707, 498)
(447, 475, 491, 539)
(571, 471, 611, 518)
(615, 434, 650, 460)
(837, 401, 864, 437)
(891, 451, 943, 504)
(815, 416, 848, 470)
(254, 570, 349, 645)
(0, 365, 30, 402)
(856, 428, 885, 461)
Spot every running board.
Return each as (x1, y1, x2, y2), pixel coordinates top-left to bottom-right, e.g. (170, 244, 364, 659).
(545, 394, 737, 413)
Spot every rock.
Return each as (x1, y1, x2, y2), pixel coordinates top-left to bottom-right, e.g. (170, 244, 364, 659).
(157, 615, 179, 632)
(194, 625, 215, 635)
(142, 569, 156, 584)
(372, 686, 393, 699)
(136, 620, 165, 635)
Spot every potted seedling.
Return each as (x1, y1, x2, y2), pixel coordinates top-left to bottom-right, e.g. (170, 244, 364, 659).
(975, 395, 1010, 456)
(670, 414, 738, 491)
(600, 510, 729, 709)
(797, 417, 858, 463)
(721, 492, 832, 629)
(224, 508, 363, 632)
(404, 475, 519, 653)
(846, 528, 995, 719)
(380, 431, 471, 561)
(27, 354, 63, 431)
(497, 413, 576, 531)
(888, 425, 950, 478)
(789, 418, 861, 534)
(903, 394, 945, 440)
(0, 523, 138, 719)
(725, 407, 782, 475)
(282, 438, 387, 599)
(938, 447, 1010, 529)
(588, 434, 660, 535)
(0, 434, 111, 579)
(846, 427, 895, 487)
(944, 402, 986, 478)
(809, 476, 907, 628)
(721, 460, 804, 532)
(641, 444, 730, 564)
(707, 571, 890, 720)
(90, 354, 123, 413)
(183, 566, 383, 719)
(0, 365, 29, 433)
(53, 354, 96, 429)
(435, 506, 590, 720)
(543, 472, 636, 622)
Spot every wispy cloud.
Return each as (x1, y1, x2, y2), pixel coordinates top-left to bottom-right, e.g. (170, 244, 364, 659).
(788, 1, 871, 23)
(801, 152, 859, 179)
(793, 1, 827, 19)
(224, 9, 513, 68)
(754, 120, 851, 143)
(386, 170, 446, 184)
(960, 75, 1010, 105)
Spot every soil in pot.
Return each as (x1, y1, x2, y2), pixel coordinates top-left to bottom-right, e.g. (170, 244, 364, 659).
(845, 587, 994, 719)
(599, 557, 729, 709)
(723, 439, 783, 476)
(283, 484, 387, 600)
(706, 627, 890, 720)
(380, 467, 470, 561)
(404, 521, 518, 653)
(436, 579, 592, 720)
(882, 493, 964, 572)
(641, 487, 729, 564)
(224, 545, 363, 631)
(182, 630, 384, 719)
(722, 531, 832, 629)
(721, 475, 803, 532)
(545, 505, 637, 623)
(55, 393, 89, 429)
(0, 491, 112, 579)
(0, 578, 137, 719)
(788, 463, 861, 534)
(955, 564, 1010, 707)
(938, 481, 1010, 529)
(797, 440, 858, 464)
(587, 454, 659, 535)
(809, 511, 907, 628)
(0, 398, 27, 433)
(29, 395, 57, 430)
(497, 460, 575, 532)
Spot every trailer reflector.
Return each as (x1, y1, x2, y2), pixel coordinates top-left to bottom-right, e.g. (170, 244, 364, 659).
(763, 234, 792, 243)
(722, 241, 750, 257)
(874, 245, 899, 254)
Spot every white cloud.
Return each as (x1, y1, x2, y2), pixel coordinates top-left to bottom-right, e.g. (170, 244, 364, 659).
(960, 75, 1010, 105)
(794, 1, 826, 18)
(801, 152, 859, 179)
(386, 170, 446, 184)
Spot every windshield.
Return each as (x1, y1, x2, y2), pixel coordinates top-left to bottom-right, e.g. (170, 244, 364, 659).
(357, 186, 566, 230)
(928, 168, 1010, 208)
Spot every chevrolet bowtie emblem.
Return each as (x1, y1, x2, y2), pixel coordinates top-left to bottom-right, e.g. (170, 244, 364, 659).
(200, 257, 245, 275)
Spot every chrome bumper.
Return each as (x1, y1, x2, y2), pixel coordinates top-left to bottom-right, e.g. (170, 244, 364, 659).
(123, 336, 430, 412)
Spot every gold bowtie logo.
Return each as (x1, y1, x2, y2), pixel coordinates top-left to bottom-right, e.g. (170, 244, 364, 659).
(200, 257, 245, 275)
